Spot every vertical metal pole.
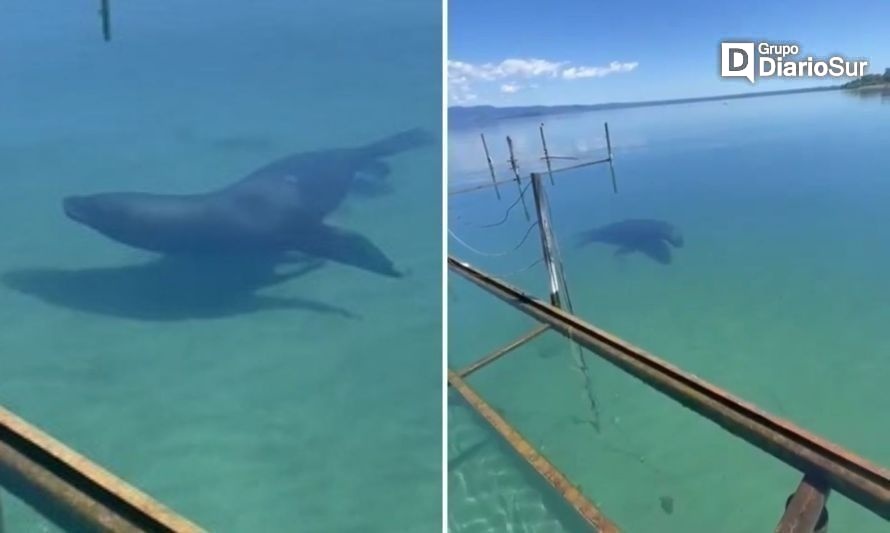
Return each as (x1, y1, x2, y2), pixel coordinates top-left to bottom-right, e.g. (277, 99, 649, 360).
(604, 122, 613, 161)
(604, 122, 618, 194)
(0, 488, 5, 533)
(479, 133, 501, 200)
(506, 136, 531, 220)
(539, 123, 556, 185)
(529, 173, 562, 307)
(99, 0, 112, 42)
(530, 173, 601, 431)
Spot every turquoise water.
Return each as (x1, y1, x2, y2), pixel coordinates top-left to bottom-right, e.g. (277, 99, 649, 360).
(448, 90, 890, 531)
(0, 2, 440, 531)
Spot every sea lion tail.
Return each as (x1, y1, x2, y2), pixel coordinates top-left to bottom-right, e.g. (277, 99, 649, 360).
(360, 128, 435, 158)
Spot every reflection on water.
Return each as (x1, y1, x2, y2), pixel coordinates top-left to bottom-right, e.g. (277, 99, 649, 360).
(844, 86, 890, 103)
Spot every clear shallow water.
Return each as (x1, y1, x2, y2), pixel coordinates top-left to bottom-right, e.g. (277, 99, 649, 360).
(1, 2, 440, 531)
(448, 90, 890, 531)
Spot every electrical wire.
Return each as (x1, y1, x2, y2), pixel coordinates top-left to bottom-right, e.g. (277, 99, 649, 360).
(459, 181, 533, 229)
(448, 221, 538, 257)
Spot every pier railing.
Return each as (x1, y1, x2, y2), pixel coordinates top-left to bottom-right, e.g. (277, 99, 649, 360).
(0, 405, 203, 532)
(448, 256, 889, 531)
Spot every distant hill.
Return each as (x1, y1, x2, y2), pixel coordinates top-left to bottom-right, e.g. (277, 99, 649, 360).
(842, 68, 890, 89)
(449, 85, 840, 130)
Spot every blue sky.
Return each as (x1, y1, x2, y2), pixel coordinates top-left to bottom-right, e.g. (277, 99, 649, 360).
(449, 0, 890, 106)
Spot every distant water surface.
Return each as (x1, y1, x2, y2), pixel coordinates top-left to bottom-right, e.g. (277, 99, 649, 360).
(448, 90, 889, 532)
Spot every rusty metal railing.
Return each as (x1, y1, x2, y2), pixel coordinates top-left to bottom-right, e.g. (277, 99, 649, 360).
(448, 255, 890, 530)
(0, 404, 203, 532)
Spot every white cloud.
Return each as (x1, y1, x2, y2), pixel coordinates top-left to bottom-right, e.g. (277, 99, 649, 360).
(562, 61, 639, 80)
(447, 69, 478, 104)
(448, 57, 638, 102)
(448, 58, 564, 82)
(491, 58, 565, 78)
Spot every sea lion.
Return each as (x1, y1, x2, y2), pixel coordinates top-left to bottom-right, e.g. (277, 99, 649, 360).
(63, 128, 433, 277)
(576, 219, 683, 265)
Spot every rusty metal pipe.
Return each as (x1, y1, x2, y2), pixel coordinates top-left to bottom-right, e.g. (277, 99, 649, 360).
(0, 439, 142, 532)
(456, 324, 550, 378)
(776, 475, 830, 533)
(0, 406, 202, 532)
(449, 256, 890, 519)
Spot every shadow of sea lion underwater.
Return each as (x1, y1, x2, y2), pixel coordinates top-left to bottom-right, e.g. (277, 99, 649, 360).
(62, 128, 434, 277)
(2, 256, 357, 321)
(575, 219, 684, 265)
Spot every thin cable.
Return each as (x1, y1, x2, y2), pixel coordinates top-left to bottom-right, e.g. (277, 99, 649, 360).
(448, 221, 538, 258)
(484, 256, 546, 280)
(456, 181, 533, 229)
(509, 256, 544, 275)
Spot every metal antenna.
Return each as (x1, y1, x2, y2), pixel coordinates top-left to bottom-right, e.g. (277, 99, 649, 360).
(530, 172, 601, 431)
(604, 122, 618, 194)
(506, 136, 531, 221)
(99, 0, 112, 42)
(539, 123, 556, 185)
(480, 133, 501, 200)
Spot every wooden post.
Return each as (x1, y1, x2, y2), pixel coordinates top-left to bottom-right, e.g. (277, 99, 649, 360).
(505, 136, 531, 220)
(479, 133, 501, 199)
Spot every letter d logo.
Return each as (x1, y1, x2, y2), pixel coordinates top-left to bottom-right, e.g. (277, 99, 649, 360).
(721, 42, 755, 83)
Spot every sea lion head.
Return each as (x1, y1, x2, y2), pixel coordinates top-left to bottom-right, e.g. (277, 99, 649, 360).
(63, 193, 190, 252)
(64, 194, 137, 237)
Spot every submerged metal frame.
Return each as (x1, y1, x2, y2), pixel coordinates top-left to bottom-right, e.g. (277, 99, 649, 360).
(449, 370, 619, 532)
(448, 256, 890, 529)
(776, 474, 830, 533)
(0, 405, 202, 532)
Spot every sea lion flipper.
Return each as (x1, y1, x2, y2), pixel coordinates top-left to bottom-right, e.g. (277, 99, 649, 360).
(272, 259, 326, 283)
(639, 239, 673, 264)
(358, 160, 391, 180)
(289, 224, 402, 278)
(352, 160, 394, 197)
